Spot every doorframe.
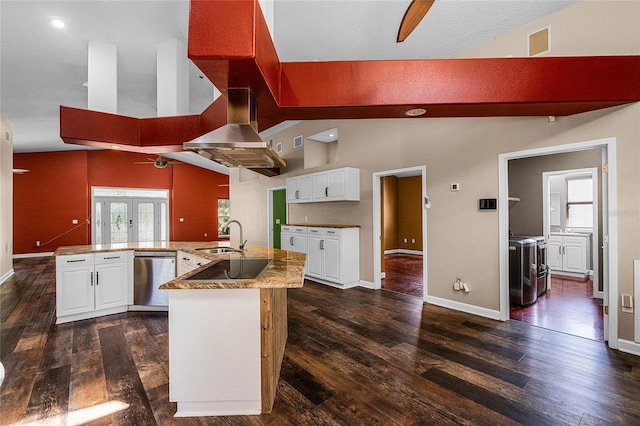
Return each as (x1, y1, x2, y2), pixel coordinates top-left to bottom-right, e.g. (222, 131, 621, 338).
(372, 165, 428, 299)
(266, 186, 286, 248)
(498, 137, 617, 348)
(542, 167, 601, 299)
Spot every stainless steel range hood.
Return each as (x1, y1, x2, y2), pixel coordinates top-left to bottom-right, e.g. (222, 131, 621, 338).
(183, 89, 286, 169)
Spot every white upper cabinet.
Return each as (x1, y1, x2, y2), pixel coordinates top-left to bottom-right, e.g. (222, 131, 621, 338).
(287, 167, 360, 203)
(286, 174, 312, 203)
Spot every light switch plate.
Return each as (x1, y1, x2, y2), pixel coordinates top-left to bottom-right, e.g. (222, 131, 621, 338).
(621, 294, 634, 313)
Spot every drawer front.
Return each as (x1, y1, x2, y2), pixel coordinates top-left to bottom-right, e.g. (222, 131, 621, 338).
(323, 228, 343, 237)
(293, 226, 308, 235)
(57, 253, 94, 267)
(95, 251, 129, 264)
(308, 227, 323, 236)
(281, 226, 293, 233)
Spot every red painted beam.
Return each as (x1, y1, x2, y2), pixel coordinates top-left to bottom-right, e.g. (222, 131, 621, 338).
(188, 0, 640, 126)
(60, 97, 228, 154)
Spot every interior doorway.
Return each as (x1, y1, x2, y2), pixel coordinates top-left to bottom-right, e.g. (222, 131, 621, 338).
(372, 166, 428, 300)
(498, 138, 617, 348)
(267, 187, 286, 248)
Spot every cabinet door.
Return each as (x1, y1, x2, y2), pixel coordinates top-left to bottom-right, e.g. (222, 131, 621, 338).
(563, 236, 587, 273)
(327, 169, 346, 200)
(281, 232, 293, 251)
(95, 262, 128, 310)
(306, 235, 324, 278)
(57, 266, 94, 316)
(298, 175, 313, 202)
(292, 235, 308, 254)
(323, 237, 341, 282)
(312, 172, 329, 201)
(547, 236, 563, 270)
(286, 178, 299, 203)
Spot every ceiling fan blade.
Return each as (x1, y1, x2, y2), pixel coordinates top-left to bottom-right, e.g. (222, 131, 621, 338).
(397, 0, 436, 43)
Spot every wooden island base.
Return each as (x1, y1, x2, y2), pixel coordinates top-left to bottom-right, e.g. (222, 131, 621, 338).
(168, 288, 288, 416)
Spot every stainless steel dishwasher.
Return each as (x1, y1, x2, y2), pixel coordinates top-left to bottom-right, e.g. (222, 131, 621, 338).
(132, 251, 176, 310)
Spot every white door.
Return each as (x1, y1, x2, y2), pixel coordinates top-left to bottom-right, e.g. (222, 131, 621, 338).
(94, 197, 168, 244)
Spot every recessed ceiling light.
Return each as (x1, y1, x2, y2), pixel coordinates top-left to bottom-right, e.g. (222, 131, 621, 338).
(328, 133, 334, 138)
(50, 18, 65, 29)
(405, 108, 426, 117)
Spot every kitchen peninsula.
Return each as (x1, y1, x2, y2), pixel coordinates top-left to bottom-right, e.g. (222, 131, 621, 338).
(54, 242, 306, 416)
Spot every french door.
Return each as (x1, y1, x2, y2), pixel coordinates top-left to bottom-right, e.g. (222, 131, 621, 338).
(93, 197, 168, 244)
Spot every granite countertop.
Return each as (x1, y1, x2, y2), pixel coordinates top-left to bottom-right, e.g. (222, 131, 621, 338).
(285, 224, 360, 228)
(54, 242, 306, 290)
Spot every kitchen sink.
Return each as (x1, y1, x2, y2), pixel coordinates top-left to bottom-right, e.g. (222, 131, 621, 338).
(195, 247, 241, 254)
(185, 258, 272, 281)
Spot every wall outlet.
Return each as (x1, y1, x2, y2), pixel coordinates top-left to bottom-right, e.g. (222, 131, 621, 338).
(36, 241, 40, 246)
(179, 217, 184, 222)
(305, 216, 308, 222)
(404, 238, 408, 243)
(204, 233, 208, 237)
(462, 282, 470, 293)
(72, 219, 79, 224)
(411, 238, 415, 244)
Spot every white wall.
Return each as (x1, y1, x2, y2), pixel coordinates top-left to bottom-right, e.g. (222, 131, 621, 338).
(0, 113, 14, 283)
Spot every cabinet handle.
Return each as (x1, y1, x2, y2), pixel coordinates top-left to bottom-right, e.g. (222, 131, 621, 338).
(325, 187, 328, 197)
(96, 271, 99, 285)
(295, 190, 300, 199)
(103, 256, 120, 260)
(320, 240, 325, 250)
(90, 271, 94, 286)
(67, 259, 86, 263)
(290, 236, 294, 246)
(559, 246, 562, 255)
(327, 231, 336, 234)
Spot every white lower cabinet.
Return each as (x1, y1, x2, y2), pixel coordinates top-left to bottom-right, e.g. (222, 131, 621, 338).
(303, 226, 359, 288)
(177, 250, 211, 276)
(548, 233, 591, 277)
(56, 251, 132, 324)
(281, 226, 308, 273)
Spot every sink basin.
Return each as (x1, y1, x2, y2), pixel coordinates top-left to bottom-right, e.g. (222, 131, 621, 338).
(185, 258, 272, 281)
(195, 247, 241, 254)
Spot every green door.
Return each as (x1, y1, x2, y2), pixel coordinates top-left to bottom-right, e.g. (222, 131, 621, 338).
(272, 189, 286, 249)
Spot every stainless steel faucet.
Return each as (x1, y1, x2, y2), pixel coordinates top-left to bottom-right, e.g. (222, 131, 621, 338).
(225, 220, 247, 250)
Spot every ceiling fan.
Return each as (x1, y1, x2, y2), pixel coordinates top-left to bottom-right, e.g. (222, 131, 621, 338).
(397, 0, 436, 42)
(134, 155, 183, 168)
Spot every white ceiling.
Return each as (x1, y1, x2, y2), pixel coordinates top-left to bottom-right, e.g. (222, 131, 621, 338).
(0, 0, 578, 169)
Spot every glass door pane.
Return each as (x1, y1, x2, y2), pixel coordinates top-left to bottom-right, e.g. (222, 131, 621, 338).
(109, 202, 130, 243)
(95, 202, 102, 244)
(137, 202, 155, 242)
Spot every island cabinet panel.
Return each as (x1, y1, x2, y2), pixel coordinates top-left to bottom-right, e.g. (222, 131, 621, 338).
(169, 289, 262, 416)
(260, 288, 288, 413)
(56, 251, 132, 324)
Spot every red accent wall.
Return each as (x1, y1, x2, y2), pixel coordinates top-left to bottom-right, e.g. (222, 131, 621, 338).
(13, 151, 89, 254)
(13, 150, 229, 254)
(172, 164, 229, 241)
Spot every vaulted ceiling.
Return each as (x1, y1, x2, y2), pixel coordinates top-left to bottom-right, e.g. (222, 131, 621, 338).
(1, 0, 580, 163)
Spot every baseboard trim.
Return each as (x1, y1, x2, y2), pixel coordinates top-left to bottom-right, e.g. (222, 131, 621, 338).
(0, 269, 15, 286)
(617, 339, 640, 356)
(424, 295, 502, 321)
(384, 249, 423, 256)
(13, 252, 54, 259)
(358, 280, 375, 289)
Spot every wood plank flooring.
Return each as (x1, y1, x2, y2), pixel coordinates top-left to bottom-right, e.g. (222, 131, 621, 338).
(2, 256, 640, 425)
(382, 254, 423, 297)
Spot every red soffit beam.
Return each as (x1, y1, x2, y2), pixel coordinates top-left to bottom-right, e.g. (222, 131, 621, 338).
(60, 97, 228, 153)
(189, 0, 640, 123)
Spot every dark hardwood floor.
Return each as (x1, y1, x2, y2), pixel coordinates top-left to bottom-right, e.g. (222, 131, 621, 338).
(2, 256, 640, 425)
(510, 275, 604, 341)
(382, 254, 423, 297)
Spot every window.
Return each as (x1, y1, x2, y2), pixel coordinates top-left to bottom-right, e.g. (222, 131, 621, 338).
(566, 177, 593, 229)
(218, 198, 231, 237)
